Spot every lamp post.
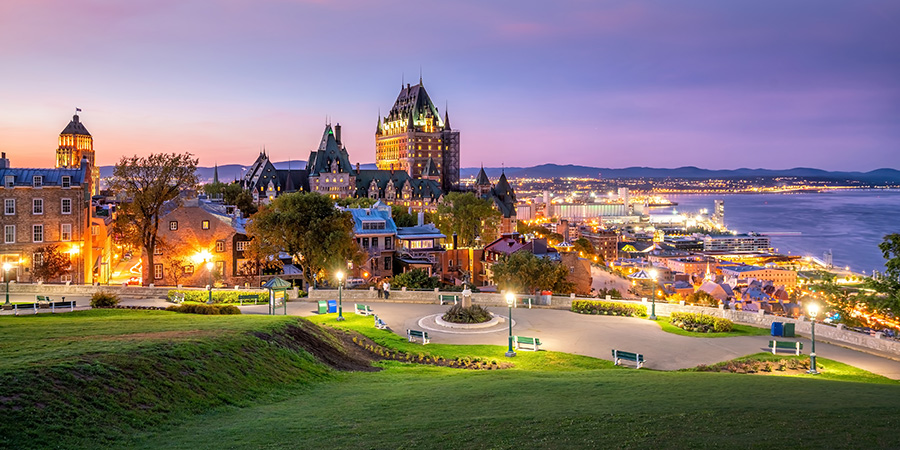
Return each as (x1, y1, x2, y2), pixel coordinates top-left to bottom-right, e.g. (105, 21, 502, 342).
(206, 261, 214, 304)
(807, 303, 819, 375)
(505, 292, 516, 357)
(336, 271, 345, 321)
(3, 263, 11, 306)
(649, 269, 658, 320)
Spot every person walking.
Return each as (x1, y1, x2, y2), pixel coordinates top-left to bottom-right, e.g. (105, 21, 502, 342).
(377, 281, 383, 298)
(383, 280, 391, 300)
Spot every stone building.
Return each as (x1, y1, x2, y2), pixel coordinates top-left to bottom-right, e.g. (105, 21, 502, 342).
(55, 111, 100, 195)
(473, 167, 517, 235)
(376, 80, 460, 192)
(0, 153, 93, 283)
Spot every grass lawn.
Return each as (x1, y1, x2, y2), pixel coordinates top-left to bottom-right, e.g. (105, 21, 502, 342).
(652, 316, 772, 338)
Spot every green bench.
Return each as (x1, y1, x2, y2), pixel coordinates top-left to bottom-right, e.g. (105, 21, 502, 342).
(355, 303, 373, 316)
(36, 295, 52, 307)
(769, 340, 803, 355)
(50, 300, 76, 313)
(513, 335, 541, 351)
(439, 294, 459, 305)
(612, 349, 645, 369)
(14, 303, 39, 315)
(373, 315, 387, 330)
(238, 294, 259, 305)
(407, 329, 430, 344)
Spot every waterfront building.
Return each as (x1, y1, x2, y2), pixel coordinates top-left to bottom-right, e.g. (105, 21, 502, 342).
(152, 198, 251, 287)
(55, 112, 100, 196)
(376, 80, 460, 192)
(703, 233, 771, 252)
(0, 153, 93, 284)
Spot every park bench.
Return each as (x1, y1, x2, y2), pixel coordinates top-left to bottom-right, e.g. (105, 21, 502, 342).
(169, 292, 185, 304)
(516, 297, 533, 309)
(14, 303, 38, 315)
(36, 295, 52, 308)
(50, 300, 76, 313)
(439, 294, 458, 305)
(612, 349, 645, 369)
(407, 329, 430, 344)
(769, 340, 803, 355)
(373, 315, 388, 330)
(513, 335, 541, 351)
(355, 303, 373, 316)
(238, 294, 258, 305)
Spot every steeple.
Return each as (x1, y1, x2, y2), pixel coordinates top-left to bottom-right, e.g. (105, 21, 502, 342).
(443, 106, 451, 131)
(475, 166, 490, 187)
(213, 163, 220, 184)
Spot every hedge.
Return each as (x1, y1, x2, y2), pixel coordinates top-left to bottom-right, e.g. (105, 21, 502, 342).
(670, 312, 733, 333)
(571, 300, 647, 317)
(167, 290, 268, 304)
(165, 304, 242, 315)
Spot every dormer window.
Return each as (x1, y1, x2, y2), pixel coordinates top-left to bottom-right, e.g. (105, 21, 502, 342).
(4, 176, 13, 187)
(32, 176, 42, 188)
(61, 176, 71, 188)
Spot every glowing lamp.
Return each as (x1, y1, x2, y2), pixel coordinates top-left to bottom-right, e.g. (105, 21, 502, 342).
(336, 271, 343, 281)
(206, 261, 214, 271)
(808, 303, 819, 318)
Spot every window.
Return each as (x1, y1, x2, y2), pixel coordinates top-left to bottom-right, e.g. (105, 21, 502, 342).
(236, 241, 249, 251)
(154, 264, 163, 280)
(384, 256, 392, 271)
(61, 198, 72, 214)
(33, 252, 43, 268)
(91, 225, 99, 236)
(33, 199, 43, 215)
(4, 175, 13, 187)
(33, 224, 43, 242)
(184, 265, 194, 275)
(60, 274, 72, 283)
(4, 225, 14, 244)
(32, 176, 42, 188)
(385, 236, 393, 250)
(60, 223, 72, 241)
(362, 237, 369, 249)
(169, 221, 178, 231)
(201, 220, 209, 230)
(215, 240, 225, 252)
(372, 237, 378, 249)
(216, 260, 225, 277)
(4, 199, 14, 215)
(153, 246, 163, 256)
(61, 176, 71, 188)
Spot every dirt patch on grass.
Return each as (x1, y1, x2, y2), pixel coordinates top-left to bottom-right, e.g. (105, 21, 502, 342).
(253, 322, 382, 372)
(56, 330, 225, 342)
(693, 357, 818, 375)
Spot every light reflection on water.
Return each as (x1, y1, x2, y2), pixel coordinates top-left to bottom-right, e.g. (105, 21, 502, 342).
(656, 190, 900, 273)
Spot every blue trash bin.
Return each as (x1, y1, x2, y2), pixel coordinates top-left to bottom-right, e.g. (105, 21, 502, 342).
(327, 300, 337, 313)
(771, 322, 784, 337)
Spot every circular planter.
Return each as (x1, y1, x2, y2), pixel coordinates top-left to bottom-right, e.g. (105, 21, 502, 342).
(435, 313, 504, 329)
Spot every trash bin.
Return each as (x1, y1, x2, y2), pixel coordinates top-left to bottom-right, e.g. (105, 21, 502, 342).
(782, 322, 795, 337)
(327, 300, 337, 314)
(771, 322, 784, 337)
(317, 300, 328, 314)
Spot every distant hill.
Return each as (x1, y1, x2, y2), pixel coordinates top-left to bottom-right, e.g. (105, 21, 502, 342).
(99, 162, 900, 184)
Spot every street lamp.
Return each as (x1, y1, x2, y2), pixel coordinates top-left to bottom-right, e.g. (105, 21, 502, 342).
(505, 292, 516, 357)
(807, 303, 819, 375)
(336, 271, 345, 321)
(206, 261, 214, 304)
(3, 262, 12, 306)
(649, 269, 658, 320)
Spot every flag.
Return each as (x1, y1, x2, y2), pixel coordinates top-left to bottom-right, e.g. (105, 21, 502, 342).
(75, 108, 82, 112)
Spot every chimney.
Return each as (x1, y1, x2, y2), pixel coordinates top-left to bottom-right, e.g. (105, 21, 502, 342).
(417, 211, 424, 227)
(0, 152, 8, 169)
(334, 123, 342, 145)
(452, 232, 458, 250)
(356, 162, 360, 172)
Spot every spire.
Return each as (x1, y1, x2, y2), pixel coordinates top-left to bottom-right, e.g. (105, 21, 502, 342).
(213, 163, 219, 184)
(419, 66, 423, 85)
(443, 105, 451, 131)
(475, 165, 490, 186)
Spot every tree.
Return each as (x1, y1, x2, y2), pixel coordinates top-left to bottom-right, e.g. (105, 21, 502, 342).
(109, 153, 199, 285)
(246, 192, 362, 289)
(685, 290, 719, 307)
(391, 205, 418, 227)
(491, 251, 574, 295)
(337, 197, 377, 209)
(434, 192, 500, 247)
(390, 269, 442, 290)
(573, 238, 595, 256)
(860, 234, 900, 315)
(32, 245, 71, 282)
(222, 183, 258, 217)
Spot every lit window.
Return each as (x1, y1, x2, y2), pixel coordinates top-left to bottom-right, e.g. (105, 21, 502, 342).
(169, 221, 178, 231)
(61, 198, 72, 214)
(236, 241, 249, 251)
(184, 265, 194, 275)
(91, 225, 99, 236)
(60, 223, 72, 241)
(154, 264, 163, 280)
(201, 220, 209, 230)
(215, 240, 225, 252)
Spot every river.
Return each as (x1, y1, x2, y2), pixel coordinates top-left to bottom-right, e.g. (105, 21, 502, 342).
(654, 190, 900, 274)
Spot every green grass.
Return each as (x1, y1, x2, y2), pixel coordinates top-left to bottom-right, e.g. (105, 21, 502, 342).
(682, 352, 896, 384)
(652, 316, 771, 338)
(4, 310, 900, 449)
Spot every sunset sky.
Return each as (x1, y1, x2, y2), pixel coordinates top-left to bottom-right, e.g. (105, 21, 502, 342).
(1, 0, 897, 170)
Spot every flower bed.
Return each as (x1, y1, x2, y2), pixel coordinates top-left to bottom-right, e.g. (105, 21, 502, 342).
(695, 358, 814, 374)
(670, 312, 733, 333)
(167, 290, 267, 304)
(571, 300, 647, 317)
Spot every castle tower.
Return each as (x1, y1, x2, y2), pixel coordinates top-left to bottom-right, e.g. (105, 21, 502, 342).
(376, 80, 460, 192)
(56, 111, 99, 195)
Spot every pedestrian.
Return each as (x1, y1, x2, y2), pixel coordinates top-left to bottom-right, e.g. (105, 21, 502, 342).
(383, 280, 391, 300)
(377, 281, 383, 299)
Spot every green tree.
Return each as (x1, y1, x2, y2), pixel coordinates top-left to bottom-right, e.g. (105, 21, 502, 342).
(110, 153, 199, 285)
(246, 192, 361, 289)
(337, 197, 377, 208)
(434, 192, 500, 247)
(390, 269, 442, 290)
(491, 251, 574, 295)
(32, 245, 72, 282)
(685, 290, 719, 307)
(860, 234, 900, 315)
(391, 205, 418, 227)
(222, 183, 258, 217)
(573, 238, 595, 256)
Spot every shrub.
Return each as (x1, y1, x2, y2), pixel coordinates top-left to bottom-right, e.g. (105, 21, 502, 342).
(90, 291, 121, 308)
(166, 304, 242, 315)
(571, 300, 647, 317)
(670, 312, 733, 333)
(442, 304, 492, 324)
(166, 289, 267, 304)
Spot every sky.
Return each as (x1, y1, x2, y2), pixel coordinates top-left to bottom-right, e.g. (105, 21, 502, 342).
(1, 0, 898, 171)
